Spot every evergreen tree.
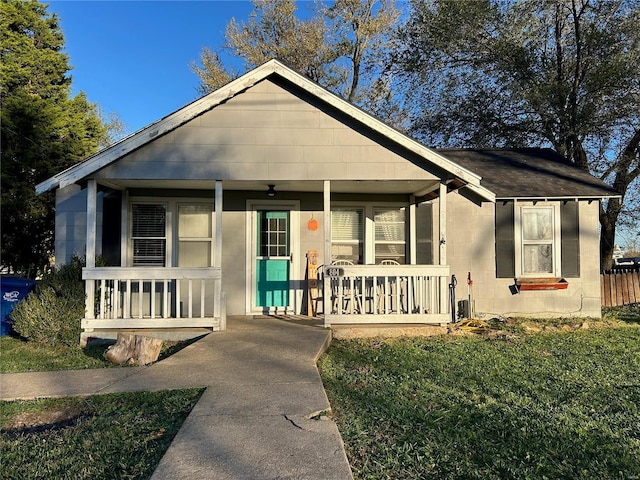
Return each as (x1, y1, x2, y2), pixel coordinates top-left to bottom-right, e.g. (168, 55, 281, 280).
(1, 0, 109, 277)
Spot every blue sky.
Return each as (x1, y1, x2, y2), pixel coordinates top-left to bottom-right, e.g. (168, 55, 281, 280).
(48, 1, 269, 135)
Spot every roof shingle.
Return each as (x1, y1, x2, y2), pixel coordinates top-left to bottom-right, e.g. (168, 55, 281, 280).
(438, 148, 619, 199)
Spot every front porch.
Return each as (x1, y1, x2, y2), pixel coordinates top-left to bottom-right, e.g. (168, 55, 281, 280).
(76, 174, 457, 341)
(81, 263, 451, 341)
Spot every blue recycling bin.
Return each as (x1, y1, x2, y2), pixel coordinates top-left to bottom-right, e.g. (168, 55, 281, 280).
(1, 276, 36, 336)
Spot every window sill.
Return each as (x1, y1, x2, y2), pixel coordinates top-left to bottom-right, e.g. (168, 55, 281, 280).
(515, 277, 568, 291)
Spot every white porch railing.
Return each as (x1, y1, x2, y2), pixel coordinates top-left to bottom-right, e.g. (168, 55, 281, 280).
(323, 264, 451, 325)
(82, 267, 225, 331)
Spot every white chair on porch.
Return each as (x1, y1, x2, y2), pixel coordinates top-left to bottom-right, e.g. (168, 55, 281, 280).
(377, 259, 400, 313)
(330, 260, 361, 314)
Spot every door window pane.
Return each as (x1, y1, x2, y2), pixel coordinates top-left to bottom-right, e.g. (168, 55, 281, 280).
(258, 211, 289, 257)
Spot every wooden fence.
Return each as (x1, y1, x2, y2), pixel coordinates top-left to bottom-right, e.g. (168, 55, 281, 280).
(601, 268, 640, 307)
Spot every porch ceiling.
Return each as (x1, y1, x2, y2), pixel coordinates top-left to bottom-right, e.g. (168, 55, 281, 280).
(98, 179, 444, 196)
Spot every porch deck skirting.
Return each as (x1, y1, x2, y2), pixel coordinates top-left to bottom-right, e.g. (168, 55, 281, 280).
(323, 264, 451, 325)
(82, 267, 225, 331)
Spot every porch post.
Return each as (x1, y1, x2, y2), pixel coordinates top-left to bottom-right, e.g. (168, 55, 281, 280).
(439, 182, 447, 265)
(409, 197, 417, 264)
(438, 181, 448, 317)
(85, 179, 97, 320)
(120, 190, 129, 266)
(323, 180, 331, 324)
(214, 181, 223, 327)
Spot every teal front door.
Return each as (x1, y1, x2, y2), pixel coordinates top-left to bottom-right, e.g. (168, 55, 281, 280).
(256, 210, 290, 308)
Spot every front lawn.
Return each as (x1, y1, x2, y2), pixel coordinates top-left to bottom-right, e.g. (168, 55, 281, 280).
(0, 388, 204, 479)
(319, 322, 640, 479)
(0, 336, 197, 373)
(0, 336, 116, 373)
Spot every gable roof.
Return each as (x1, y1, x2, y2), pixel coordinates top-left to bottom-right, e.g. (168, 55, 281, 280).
(36, 59, 493, 201)
(439, 148, 620, 199)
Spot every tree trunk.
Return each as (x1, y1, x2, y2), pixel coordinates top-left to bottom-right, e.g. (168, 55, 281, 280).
(104, 333, 136, 365)
(134, 335, 163, 366)
(600, 129, 640, 271)
(104, 333, 163, 366)
(599, 198, 621, 272)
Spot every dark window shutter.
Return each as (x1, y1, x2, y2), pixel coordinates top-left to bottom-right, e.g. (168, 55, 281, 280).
(101, 192, 121, 266)
(561, 201, 580, 278)
(495, 202, 515, 278)
(416, 202, 433, 265)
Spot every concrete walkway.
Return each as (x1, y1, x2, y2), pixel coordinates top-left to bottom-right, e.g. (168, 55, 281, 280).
(0, 316, 353, 480)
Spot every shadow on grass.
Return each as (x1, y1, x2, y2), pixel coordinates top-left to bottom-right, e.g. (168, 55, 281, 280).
(80, 343, 113, 362)
(158, 334, 208, 361)
(602, 304, 640, 324)
(1, 388, 205, 480)
(81, 334, 209, 364)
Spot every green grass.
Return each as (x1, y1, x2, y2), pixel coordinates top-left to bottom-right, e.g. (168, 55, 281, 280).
(0, 336, 199, 373)
(319, 322, 640, 479)
(0, 388, 204, 480)
(0, 337, 116, 373)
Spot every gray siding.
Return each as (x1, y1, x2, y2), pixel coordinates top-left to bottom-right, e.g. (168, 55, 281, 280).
(94, 80, 438, 183)
(446, 193, 601, 318)
(55, 185, 103, 265)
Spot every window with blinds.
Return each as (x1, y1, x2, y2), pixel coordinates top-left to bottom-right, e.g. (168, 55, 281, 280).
(132, 203, 166, 266)
(331, 208, 363, 264)
(374, 207, 406, 264)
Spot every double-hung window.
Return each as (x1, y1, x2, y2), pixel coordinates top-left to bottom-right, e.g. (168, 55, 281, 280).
(374, 207, 406, 264)
(178, 204, 213, 267)
(331, 208, 364, 264)
(131, 203, 166, 267)
(514, 204, 561, 277)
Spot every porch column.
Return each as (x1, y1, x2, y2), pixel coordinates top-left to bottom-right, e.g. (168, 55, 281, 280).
(214, 181, 223, 327)
(438, 181, 448, 317)
(439, 182, 447, 265)
(323, 180, 331, 324)
(85, 179, 97, 320)
(120, 190, 129, 266)
(409, 197, 417, 264)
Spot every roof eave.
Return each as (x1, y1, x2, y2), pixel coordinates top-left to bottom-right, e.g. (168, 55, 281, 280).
(463, 184, 496, 203)
(496, 194, 621, 201)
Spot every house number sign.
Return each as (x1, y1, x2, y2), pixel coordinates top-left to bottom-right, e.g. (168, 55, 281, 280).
(326, 267, 344, 278)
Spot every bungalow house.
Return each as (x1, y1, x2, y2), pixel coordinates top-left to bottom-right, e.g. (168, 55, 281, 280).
(36, 60, 619, 344)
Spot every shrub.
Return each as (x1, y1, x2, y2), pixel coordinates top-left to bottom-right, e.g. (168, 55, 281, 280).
(10, 256, 85, 347)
